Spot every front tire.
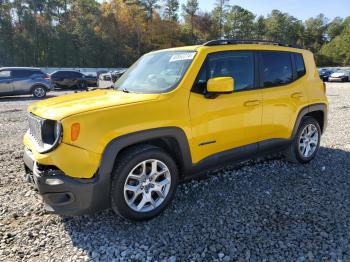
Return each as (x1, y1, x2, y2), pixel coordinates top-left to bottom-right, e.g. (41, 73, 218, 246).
(78, 81, 88, 90)
(110, 145, 179, 221)
(284, 117, 321, 164)
(32, 86, 47, 98)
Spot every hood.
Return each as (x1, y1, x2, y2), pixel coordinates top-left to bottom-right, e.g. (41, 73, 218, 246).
(28, 89, 159, 120)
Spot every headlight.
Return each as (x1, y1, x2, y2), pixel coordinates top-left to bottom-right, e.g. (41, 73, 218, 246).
(40, 120, 62, 153)
(28, 114, 62, 154)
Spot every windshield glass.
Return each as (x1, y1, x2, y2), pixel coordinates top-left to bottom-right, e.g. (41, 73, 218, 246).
(114, 51, 196, 93)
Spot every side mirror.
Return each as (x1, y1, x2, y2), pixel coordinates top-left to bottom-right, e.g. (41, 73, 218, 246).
(206, 77, 234, 97)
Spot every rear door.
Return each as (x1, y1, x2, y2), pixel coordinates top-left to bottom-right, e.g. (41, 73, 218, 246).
(70, 71, 83, 87)
(258, 51, 308, 143)
(0, 70, 13, 94)
(12, 69, 35, 94)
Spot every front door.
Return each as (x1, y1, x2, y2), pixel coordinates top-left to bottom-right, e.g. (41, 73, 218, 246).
(189, 51, 262, 163)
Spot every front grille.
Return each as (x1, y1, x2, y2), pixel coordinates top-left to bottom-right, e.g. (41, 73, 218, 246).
(28, 114, 44, 148)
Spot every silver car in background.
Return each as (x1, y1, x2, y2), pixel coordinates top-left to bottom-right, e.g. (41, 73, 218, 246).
(0, 67, 53, 98)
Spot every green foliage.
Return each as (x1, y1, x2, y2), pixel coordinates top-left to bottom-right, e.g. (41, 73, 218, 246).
(163, 0, 179, 22)
(224, 5, 255, 39)
(0, 0, 349, 67)
(320, 20, 350, 66)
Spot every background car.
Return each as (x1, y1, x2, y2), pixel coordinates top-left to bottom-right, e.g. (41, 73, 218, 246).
(318, 69, 334, 82)
(111, 68, 127, 83)
(97, 68, 127, 89)
(50, 70, 97, 90)
(0, 67, 52, 98)
(328, 71, 350, 82)
(96, 70, 109, 78)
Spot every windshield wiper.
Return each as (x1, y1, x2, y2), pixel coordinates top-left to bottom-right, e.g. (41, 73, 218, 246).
(121, 88, 130, 93)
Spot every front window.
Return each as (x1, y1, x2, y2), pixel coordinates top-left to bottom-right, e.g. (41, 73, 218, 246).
(114, 51, 196, 93)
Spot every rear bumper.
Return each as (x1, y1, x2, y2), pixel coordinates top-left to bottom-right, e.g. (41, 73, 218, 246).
(23, 148, 110, 216)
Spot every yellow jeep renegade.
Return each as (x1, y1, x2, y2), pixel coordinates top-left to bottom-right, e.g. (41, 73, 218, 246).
(23, 39, 328, 220)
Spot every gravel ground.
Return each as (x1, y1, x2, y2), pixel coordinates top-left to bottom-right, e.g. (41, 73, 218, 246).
(0, 84, 350, 262)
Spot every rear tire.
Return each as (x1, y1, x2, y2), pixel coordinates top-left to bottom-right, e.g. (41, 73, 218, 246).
(32, 86, 46, 98)
(284, 117, 321, 164)
(110, 145, 179, 221)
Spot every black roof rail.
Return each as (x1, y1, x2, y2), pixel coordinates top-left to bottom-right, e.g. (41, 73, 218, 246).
(203, 39, 300, 48)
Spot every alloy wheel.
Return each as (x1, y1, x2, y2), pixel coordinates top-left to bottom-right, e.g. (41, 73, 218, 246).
(298, 123, 319, 158)
(33, 87, 45, 97)
(124, 159, 171, 212)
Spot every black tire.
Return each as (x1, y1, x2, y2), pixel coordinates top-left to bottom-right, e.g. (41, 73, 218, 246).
(110, 144, 179, 221)
(78, 81, 88, 90)
(284, 116, 321, 164)
(32, 86, 47, 98)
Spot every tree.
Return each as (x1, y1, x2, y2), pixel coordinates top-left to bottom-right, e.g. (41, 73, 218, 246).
(0, 0, 14, 66)
(141, 0, 160, 21)
(163, 0, 179, 22)
(320, 17, 350, 66)
(264, 10, 304, 46)
(224, 5, 255, 39)
(182, 0, 199, 43)
(212, 0, 229, 38)
(254, 15, 266, 39)
(326, 17, 345, 40)
(304, 14, 328, 53)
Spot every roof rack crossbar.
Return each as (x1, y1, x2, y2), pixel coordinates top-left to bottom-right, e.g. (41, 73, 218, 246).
(203, 39, 299, 48)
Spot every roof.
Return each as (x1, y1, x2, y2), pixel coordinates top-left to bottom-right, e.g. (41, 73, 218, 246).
(203, 39, 300, 48)
(0, 67, 41, 70)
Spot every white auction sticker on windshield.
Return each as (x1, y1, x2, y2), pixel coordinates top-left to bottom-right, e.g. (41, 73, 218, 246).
(169, 52, 196, 62)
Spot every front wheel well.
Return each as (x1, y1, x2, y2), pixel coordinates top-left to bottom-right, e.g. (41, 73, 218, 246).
(115, 137, 185, 176)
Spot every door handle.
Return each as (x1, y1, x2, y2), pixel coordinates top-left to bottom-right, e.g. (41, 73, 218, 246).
(244, 100, 261, 107)
(291, 92, 304, 99)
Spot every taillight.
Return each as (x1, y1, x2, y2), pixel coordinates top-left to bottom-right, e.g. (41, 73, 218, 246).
(43, 74, 50, 80)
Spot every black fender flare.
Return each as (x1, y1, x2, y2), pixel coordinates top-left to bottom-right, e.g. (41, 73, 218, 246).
(94, 127, 193, 206)
(291, 103, 328, 139)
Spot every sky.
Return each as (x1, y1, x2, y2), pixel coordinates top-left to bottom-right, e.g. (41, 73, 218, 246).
(97, 0, 350, 21)
(181, 0, 350, 21)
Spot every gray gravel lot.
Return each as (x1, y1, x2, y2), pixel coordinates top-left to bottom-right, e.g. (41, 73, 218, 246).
(0, 84, 350, 262)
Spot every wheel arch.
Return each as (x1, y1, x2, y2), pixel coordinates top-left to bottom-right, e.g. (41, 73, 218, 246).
(291, 103, 328, 139)
(30, 83, 49, 93)
(97, 127, 192, 184)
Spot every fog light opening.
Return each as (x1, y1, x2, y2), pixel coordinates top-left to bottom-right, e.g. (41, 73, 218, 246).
(45, 178, 64, 185)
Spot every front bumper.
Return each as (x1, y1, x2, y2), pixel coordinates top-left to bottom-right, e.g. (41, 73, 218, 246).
(328, 77, 347, 82)
(23, 148, 110, 216)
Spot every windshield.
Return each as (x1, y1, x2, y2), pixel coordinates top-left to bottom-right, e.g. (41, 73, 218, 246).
(114, 51, 196, 93)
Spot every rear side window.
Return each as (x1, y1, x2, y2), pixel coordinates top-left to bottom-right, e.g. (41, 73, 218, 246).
(260, 52, 293, 88)
(193, 51, 254, 93)
(70, 71, 83, 77)
(12, 70, 39, 78)
(294, 53, 306, 78)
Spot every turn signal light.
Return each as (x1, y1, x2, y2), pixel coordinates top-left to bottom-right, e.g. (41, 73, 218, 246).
(71, 123, 80, 141)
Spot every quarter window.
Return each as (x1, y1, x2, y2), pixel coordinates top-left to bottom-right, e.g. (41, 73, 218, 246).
(261, 52, 293, 88)
(294, 53, 306, 78)
(0, 70, 11, 79)
(193, 51, 254, 93)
